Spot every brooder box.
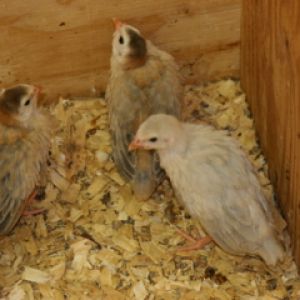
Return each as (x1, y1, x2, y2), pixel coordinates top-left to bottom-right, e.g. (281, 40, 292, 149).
(0, 0, 299, 269)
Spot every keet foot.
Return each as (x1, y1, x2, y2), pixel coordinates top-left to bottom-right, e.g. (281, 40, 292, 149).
(176, 228, 212, 252)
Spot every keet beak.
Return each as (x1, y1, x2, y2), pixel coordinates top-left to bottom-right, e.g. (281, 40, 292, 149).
(128, 139, 143, 151)
(112, 17, 123, 31)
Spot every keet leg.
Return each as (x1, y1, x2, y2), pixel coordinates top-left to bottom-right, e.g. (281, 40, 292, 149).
(22, 189, 47, 216)
(176, 227, 212, 252)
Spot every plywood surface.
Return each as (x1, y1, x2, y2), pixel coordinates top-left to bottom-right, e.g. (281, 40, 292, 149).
(0, 0, 240, 101)
(241, 0, 300, 265)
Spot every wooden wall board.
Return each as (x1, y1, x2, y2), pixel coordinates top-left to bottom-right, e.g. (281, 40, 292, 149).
(241, 0, 300, 266)
(0, 0, 240, 101)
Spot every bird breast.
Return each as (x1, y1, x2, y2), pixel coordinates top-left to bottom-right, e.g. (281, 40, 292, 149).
(28, 111, 53, 158)
(158, 149, 199, 215)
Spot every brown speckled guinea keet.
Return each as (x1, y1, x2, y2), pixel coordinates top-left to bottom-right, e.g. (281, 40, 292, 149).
(0, 84, 54, 234)
(106, 18, 183, 200)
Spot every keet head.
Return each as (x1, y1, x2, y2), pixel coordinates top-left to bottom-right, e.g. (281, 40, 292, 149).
(111, 18, 147, 68)
(0, 84, 40, 123)
(129, 114, 183, 151)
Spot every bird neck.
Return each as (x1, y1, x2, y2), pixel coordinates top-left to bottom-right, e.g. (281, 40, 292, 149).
(122, 55, 147, 70)
(0, 109, 19, 127)
(111, 54, 145, 72)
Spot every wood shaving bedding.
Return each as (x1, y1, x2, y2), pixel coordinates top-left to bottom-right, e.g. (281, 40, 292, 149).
(0, 80, 299, 300)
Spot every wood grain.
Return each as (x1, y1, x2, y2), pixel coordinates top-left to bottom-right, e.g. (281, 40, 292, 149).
(241, 0, 300, 266)
(0, 0, 240, 101)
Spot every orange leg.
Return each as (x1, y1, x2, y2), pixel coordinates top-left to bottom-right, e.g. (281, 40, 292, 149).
(22, 208, 46, 216)
(176, 228, 212, 252)
(22, 189, 47, 217)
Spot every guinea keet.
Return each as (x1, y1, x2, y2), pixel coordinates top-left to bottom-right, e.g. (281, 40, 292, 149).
(106, 19, 183, 200)
(129, 114, 285, 266)
(0, 84, 55, 234)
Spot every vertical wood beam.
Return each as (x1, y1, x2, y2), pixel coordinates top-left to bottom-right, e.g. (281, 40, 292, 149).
(241, 0, 300, 266)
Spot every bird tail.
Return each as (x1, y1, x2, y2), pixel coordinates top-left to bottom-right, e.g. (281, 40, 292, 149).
(259, 235, 285, 266)
(132, 149, 158, 200)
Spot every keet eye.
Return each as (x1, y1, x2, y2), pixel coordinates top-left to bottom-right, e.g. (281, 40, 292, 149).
(119, 36, 124, 44)
(149, 137, 158, 143)
(24, 99, 31, 106)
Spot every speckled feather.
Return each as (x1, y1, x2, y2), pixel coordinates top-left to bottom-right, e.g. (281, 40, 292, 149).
(0, 106, 53, 235)
(107, 28, 183, 199)
(135, 115, 285, 265)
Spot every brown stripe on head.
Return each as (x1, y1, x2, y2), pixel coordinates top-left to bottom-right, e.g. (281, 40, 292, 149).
(127, 28, 147, 59)
(0, 85, 28, 114)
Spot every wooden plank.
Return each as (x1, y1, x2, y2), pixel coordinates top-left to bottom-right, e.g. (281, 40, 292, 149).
(0, 0, 240, 100)
(241, 0, 300, 266)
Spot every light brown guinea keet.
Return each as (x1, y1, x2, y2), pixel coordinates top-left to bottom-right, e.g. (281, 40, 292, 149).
(0, 84, 54, 235)
(129, 114, 286, 266)
(106, 18, 183, 200)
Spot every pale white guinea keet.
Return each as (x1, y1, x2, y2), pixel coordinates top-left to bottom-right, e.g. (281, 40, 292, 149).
(129, 114, 285, 266)
(106, 19, 183, 200)
(0, 84, 54, 234)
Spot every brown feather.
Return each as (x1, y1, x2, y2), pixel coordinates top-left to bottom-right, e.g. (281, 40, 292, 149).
(107, 23, 183, 200)
(0, 85, 54, 235)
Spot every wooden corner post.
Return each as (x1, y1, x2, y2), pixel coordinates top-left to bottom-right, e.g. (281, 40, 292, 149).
(241, 0, 300, 266)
